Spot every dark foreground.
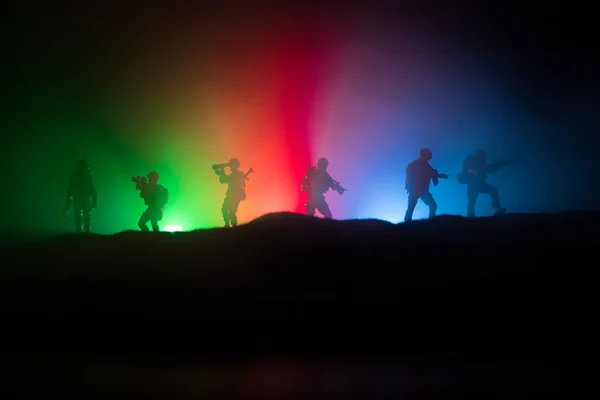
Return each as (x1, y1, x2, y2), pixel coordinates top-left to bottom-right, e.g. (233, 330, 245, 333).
(1, 211, 593, 397)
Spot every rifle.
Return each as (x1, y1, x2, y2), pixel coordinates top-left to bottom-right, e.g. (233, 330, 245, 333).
(332, 179, 347, 195)
(212, 163, 230, 172)
(457, 158, 519, 184)
(489, 158, 519, 178)
(489, 158, 519, 169)
(431, 172, 449, 187)
(241, 168, 254, 188)
(132, 176, 148, 191)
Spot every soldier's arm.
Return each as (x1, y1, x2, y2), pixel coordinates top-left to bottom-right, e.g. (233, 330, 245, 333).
(326, 174, 339, 190)
(405, 164, 413, 191)
(462, 158, 471, 173)
(431, 167, 439, 186)
(90, 179, 98, 206)
(218, 171, 230, 184)
(140, 183, 150, 198)
(66, 178, 73, 199)
(487, 161, 508, 173)
(65, 177, 74, 207)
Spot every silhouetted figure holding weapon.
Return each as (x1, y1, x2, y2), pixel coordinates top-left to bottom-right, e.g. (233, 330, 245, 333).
(213, 158, 253, 227)
(65, 159, 97, 233)
(457, 150, 515, 217)
(300, 157, 347, 219)
(404, 148, 448, 222)
(133, 170, 169, 232)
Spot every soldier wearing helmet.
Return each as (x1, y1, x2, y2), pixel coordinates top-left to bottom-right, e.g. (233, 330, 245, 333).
(302, 157, 346, 219)
(212, 158, 251, 227)
(134, 170, 169, 232)
(404, 148, 448, 222)
(460, 149, 506, 217)
(65, 159, 97, 233)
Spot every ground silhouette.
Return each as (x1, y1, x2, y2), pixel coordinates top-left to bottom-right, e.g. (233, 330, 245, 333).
(1, 211, 590, 397)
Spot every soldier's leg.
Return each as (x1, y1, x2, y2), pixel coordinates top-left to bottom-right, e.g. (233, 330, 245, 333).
(82, 205, 92, 233)
(229, 199, 241, 226)
(73, 206, 83, 233)
(404, 193, 419, 222)
(150, 209, 162, 232)
(479, 183, 505, 215)
(467, 184, 479, 217)
(221, 197, 231, 227)
(306, 198, 317, 217)
(316, 197, 333, 219)
(138, 208, 151, 231)
(420, 192, 438, 218)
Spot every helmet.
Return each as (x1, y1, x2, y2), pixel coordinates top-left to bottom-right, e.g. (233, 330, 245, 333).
(317, 158, 329, 169)
(475, 149, 487, 159)
(147, 170, 160, 181)
(229, 158, 240, 169)
(420, 148, 432, 160)
(76, 159, 89, 171)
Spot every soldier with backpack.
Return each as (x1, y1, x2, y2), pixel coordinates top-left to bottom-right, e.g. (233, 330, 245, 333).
(212, 158, 253, 227)
(301, 158, 347, 219)
(404, 148, 448, 222)
(133, 170, 169, 232)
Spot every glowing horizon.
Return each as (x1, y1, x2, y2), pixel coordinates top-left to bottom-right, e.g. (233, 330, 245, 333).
(4, 20, 559, 236)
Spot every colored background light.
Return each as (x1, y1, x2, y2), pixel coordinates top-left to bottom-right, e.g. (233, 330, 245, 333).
(163, 225, 183, 233)
(0, 7, 596, 237)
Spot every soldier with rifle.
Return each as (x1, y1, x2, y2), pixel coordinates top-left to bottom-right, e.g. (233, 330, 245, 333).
(456, 149, 515, 217)
(213, 158, 253, 227)
(301, 157, 347, 219)
(404, 148, 448, 222)
(133, 170, 169, 232)
(64, 159, 97, 233)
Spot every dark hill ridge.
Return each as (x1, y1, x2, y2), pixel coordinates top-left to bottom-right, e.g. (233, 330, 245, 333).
(1, 211, 589, 396)
(1, 211, 595, 312)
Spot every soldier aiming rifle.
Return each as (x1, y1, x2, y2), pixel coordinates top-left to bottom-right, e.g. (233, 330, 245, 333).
(133, 170, 169, 232)
(404, 148, 448, 222)
(456, 150, 516, 217)
(301, 158, 346, 219)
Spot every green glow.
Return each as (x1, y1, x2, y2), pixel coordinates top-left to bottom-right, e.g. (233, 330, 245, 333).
(163, 225, 183, 232)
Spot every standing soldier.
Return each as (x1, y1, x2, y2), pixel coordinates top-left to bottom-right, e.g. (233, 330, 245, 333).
(213, 158, 253, 227)
(65, 159, 97, 233)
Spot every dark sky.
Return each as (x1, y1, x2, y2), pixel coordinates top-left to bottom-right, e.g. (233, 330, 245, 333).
(1, 1, 598, 235)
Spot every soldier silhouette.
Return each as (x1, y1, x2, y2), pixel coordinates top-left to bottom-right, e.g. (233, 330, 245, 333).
(458, 149, 507, 217)
(404, 148, 448, 222)
(301, 158, 346, 219)
(133, 170, 169, 232)
(213, 158, 253, 227)
(65, 159, 97, 233)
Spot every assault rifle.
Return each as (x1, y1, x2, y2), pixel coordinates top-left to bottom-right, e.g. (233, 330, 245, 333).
(332, 179, 347, 195)
(488, 158, 519, 173)
(456, 158, 519, 184)
(132, 176, 148, 190)
(212, 163, 230, 172)
(241, 168, 254, 188)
